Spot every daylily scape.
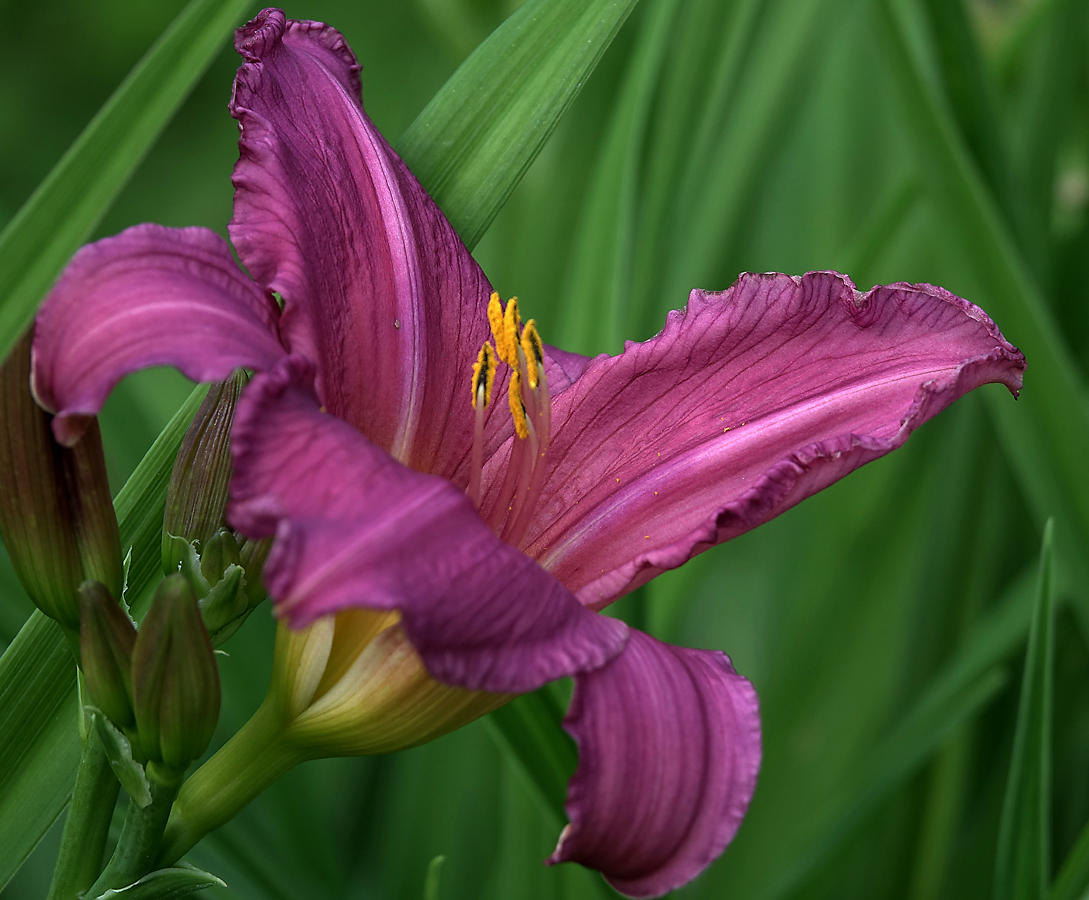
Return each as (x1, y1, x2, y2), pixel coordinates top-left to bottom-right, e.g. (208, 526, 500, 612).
(29, 8, 1026, 897)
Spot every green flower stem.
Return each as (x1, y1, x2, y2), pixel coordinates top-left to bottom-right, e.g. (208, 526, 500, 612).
(156, 699, 306, 866)
(82, 776, 181, 898)
(45, 722, 121, 900)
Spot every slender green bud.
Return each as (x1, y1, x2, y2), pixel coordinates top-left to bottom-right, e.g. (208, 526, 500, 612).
(0, 332, 123, 632)
(132, 575, 221, 781)
(79, 581, 137, 728)
(162, 373, 245, 575)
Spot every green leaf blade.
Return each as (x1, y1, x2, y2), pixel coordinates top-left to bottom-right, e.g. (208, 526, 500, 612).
(397, 0, 641, 251)
(994, 521, 1055, 900)
(0, 0, 254, 364)
(93, 862, 225, 900)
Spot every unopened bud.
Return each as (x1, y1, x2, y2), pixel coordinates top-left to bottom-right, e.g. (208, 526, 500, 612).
(162, 373, 245, 575)
(199, 529, 240, 586)
(132, 575, 221, 779)
(0, 333, 123, 632)
(79, 581, 137, 728)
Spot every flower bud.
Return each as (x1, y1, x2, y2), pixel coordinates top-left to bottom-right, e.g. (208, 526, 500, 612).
(79, 580, 137, 728)
(0, 332, 123, 632)
(161, 373, 245, 575)
(132, 575, 221, 780)
(199, 528, 240, 586)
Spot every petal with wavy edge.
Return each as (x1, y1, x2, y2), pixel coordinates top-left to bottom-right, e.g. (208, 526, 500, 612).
(228, 355, 628, 694)
(550, 629, 761, 897)
(521, 272, 1025, 608)
(228, 10, 493, 479)
(30, 224, 283, 446)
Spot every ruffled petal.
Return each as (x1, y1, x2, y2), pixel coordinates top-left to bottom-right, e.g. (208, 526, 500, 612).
(228, 10, 493, 478)
(523, 272, 1026, 608)
(228, 355, 628, 694)
(550, 629, 760, 897)
(31, 224, 284, 446)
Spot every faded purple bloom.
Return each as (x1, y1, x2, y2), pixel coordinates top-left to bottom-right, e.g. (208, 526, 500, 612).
(29, 8, 1026, 897)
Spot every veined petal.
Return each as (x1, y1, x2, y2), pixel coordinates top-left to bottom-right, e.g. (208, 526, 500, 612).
(31, 224, 283, 446)
(228, 355, 628, 694)
(229, 10, 493, 478)
(525, 272, 1025, 607)
(544, 345, 592, 394)
(550, 629, 760, 897)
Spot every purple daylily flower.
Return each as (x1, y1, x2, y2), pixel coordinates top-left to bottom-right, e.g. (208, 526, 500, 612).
(29, 9, 1026, 897)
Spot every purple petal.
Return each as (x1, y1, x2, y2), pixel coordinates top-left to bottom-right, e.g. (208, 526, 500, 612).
(544, 345, 592, 394)
(550, 629, 761, 897)
(31, 224, 284, 446)
(524, 272, 1026, 608)
(228, 355, 628, 694)
(228, 10, 493, 479)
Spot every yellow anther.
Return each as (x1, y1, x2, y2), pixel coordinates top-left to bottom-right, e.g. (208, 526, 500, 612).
(500, 297, 522, 367)
(487, 292, 506, 358)
(508, 369, 529, 439)
(520, 320, 544, 390)
(471, 342, 497, 409)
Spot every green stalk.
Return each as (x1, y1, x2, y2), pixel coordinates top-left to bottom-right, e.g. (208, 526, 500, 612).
(156, 700, 304, 866)
(82, 778, 180, 899)
(45, 724, 120, 900)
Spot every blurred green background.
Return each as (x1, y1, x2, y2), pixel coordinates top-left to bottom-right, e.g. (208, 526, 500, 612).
(1, 0, 1088, 898)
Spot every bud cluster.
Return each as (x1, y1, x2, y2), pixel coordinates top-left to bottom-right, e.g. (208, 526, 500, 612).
(161, 373, 269, 645)
(79, 575, 221, 783)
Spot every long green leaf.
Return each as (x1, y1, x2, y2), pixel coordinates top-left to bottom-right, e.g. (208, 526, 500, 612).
(483, 686, 576, 824)
(396, 0, 641, 250)
(1049, 814, 1089, 900)
(757, 563, 1038, 900)
(560, 0, 681, 354)
(0, 614, 80, 888)
(872, 0, 1089, 622)
(994, 521, 1054, 900)
(0, 0, 254, 365)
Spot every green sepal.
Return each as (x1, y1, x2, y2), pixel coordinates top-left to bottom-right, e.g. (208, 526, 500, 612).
(167, 531, 254, 645)
(199, 565, 247, 641)
(89, 862, 225, 900)
(198, 529, 240, 588)
(90, 708, 152, 809)
(166, 535, 210, 598)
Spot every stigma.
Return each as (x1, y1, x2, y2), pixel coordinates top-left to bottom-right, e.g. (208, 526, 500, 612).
(467, 292, 552, 550)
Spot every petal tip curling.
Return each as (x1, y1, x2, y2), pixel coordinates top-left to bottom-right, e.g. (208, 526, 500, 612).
(549, 632, 761, 897)
(234, 8, 286, 61)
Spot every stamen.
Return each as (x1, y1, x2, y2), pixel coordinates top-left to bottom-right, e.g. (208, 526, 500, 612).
(508, 369, 529, 439)
(520, 320, 543, 389)
(470, 294, 553, 547)
(487, 293, 507, 360)
(468, 381, 486, 510)
(471, 342, 497, 409)
(503, 297, 521, 363)
(505, 364, 551, 548)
